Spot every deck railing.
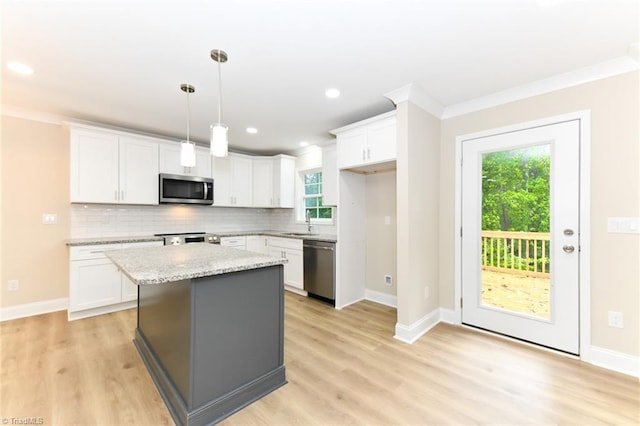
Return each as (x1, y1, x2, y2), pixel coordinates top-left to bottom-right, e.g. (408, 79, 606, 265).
(481, 231, 550, 278)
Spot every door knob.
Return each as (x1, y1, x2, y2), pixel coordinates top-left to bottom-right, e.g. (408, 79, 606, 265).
(563, 245, 575, 253)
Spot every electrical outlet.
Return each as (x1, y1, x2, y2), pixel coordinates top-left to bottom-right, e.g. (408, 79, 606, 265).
(8, 280, 19, 292)
(384, 275, 393, 287)
(607, 311, 624, 328)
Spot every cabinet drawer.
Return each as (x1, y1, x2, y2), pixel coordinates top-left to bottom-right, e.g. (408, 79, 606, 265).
(70, 244, 122, 260)
(267, 237, 302, 251)
(221, 236, 247, 249)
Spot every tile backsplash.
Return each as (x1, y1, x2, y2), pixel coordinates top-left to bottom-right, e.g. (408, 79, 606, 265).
(70, 204, 337, 237)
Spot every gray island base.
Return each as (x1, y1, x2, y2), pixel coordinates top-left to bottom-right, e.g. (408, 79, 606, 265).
(106, 244, 287, 425)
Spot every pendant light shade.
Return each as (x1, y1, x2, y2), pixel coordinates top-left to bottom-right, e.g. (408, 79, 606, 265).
(210, 49, 229, 157)
(210, 123, 228, 157)
(180, 140, 196, 167)
(179, 83, 197, 167)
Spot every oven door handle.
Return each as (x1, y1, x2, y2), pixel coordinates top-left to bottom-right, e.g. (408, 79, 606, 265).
(203, 182, 208, 200)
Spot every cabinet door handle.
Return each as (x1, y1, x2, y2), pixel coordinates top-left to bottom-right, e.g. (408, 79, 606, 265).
(362, 149, 366, 161)
(367, 148, 371, 159)
(120, 190, 124, 201)
(114, 190, 118, 201)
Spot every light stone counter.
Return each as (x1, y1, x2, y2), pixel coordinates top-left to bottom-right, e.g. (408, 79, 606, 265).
(66, 235, 164, 246)
(106, 243, 287, 285)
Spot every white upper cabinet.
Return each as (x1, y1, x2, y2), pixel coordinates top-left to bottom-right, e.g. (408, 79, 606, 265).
(70, 127, 159, 205)
(252, 157, 274, 207)
(333, 111, 396, 170)
(212, 153, 253, 207)
(273, 155, 296, 208)
(70, 129, 119, 203)
(159, 143, 212, 178)
(119, 136, 160, 205)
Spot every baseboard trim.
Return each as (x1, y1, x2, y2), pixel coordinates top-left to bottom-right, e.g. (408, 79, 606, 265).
(365, 289, 397, 308)
(439, 308, 459, 324)
(0, 298, 68, 322)
(589, 346, 639, 378)
(67, 300, 137, 321)
(394, 308, 440, 344)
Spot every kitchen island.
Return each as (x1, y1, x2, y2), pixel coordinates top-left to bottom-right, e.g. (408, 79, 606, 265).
(106, 244, 287, 426)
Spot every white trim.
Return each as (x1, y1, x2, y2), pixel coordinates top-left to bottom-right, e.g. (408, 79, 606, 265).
(1, 104, 67, 125)
(454, 110, 591, 358)
(364, 289, 397, 308)
(439, 308, 459, 325)
(589, 346, 640, 378)
(443, 56, 638, 119)
(384, 83, 445, 118)
(284, 286, 308, 297)
(394, 308, 440, 344)
(0, 298, 68, 322)
(330, 110, 396, 136)
(67, 300, 137, 321)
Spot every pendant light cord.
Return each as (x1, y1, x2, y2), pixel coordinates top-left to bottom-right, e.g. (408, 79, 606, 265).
(217, 50, 222, 125)
(186, 84, 191, 143)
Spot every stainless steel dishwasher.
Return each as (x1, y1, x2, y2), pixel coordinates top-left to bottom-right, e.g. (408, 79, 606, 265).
(303, 240, 336, 305)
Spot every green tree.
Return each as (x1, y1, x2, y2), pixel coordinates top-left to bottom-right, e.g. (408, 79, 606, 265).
(482, 146, 550, 232)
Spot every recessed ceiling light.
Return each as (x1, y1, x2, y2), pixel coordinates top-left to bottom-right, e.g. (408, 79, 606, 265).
(325, 88, 340, 99)
(246, 127, 258, 134)
(7, 61, 34, 75)
(299, 141, 309, 147)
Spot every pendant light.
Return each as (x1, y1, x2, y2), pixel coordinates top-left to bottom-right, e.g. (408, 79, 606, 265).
(180, 83, 197, 167)
(210, 49, 229, 157)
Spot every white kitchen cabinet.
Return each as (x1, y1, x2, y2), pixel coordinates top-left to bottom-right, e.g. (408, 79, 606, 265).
(334, 112, 396, 170)
(69, 240, 163, 320)
(220, 236, 247, 250)
(321, 144, 338, 206)
(159, 143, 212, 178)
(252, 158, 274, 207)
(70, 126, 159, 205)
(268, 237, 304, 291)
(118, 136, 160, 205)
(246, 235, 269, 254)
(212, 154, 253, 207)
(273, 155, 296, 208)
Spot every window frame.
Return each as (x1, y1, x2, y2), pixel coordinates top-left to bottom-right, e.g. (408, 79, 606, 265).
(296, 168, 334, 225)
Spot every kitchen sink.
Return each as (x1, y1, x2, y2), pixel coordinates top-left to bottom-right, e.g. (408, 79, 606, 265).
(281, 232, 318, 237)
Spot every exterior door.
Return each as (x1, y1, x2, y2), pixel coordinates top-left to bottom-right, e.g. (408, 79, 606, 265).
(461, 120, 580, 354)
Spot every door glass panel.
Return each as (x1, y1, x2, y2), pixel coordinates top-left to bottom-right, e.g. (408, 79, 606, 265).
(480, 144, 551, 320)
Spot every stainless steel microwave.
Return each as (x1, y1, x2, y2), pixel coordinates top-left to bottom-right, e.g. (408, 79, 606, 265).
(159, 173, 213, 205)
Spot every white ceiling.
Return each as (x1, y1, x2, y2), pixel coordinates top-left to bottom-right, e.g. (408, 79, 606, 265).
(2, 0, 639, 155)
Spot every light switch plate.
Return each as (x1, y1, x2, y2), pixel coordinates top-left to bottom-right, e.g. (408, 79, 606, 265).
(42, 213, 57, 225)
(607, 217, 640, 234)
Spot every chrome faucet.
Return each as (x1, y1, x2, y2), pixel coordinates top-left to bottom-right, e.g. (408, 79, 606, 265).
(305, 210, 313, 233)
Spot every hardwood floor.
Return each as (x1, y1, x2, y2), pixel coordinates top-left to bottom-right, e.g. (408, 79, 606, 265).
(2, 292, 638, 425)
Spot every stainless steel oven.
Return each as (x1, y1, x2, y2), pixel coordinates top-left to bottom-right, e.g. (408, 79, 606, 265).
(154, 232, 220, 246)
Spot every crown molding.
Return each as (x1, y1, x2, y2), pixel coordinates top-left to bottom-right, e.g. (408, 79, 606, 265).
(441, 56, 640, 119)
(1, 104, 67, 125)
(384, 83, 445, 118)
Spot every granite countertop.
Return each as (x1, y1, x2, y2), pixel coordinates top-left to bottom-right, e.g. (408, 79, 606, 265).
(66, 235, 164, 246)
(66, 231, 336, 246)
(218, 231, 337, 243)
(106, 243, 287, 285)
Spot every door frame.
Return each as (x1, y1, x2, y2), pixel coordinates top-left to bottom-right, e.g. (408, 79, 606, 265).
(453, 110, 592, 361)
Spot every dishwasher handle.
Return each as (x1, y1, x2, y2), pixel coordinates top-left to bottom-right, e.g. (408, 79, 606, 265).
(303, 245, 334, 251)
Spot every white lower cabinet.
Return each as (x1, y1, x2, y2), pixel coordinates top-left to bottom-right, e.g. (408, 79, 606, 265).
(268, 237, 304, 292)
(220, 236, 247, 250)
(68, 240, 163, 320)
(246, 235, 269, 254)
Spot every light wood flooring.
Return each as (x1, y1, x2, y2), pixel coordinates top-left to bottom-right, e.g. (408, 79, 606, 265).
(2, 292, 638, 425)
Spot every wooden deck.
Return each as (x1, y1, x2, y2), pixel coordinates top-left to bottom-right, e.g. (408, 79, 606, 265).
(481, 270, 550, 319)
